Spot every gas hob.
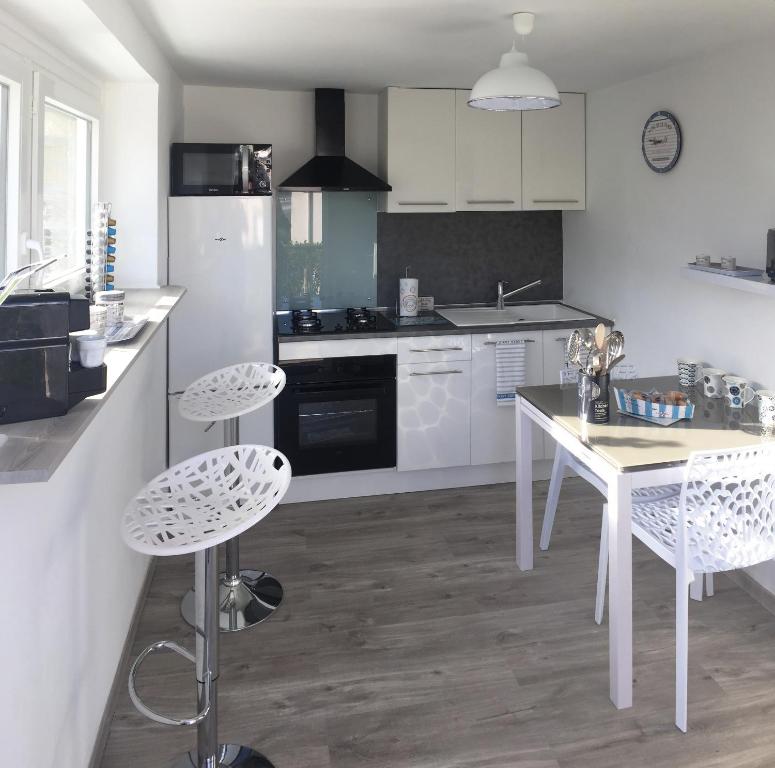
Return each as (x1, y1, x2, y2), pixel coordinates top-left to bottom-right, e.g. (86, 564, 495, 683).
(275, 308, 396, 337)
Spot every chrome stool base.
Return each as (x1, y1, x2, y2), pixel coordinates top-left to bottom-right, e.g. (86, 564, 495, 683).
(181, 570, 283, 632)
(171, 744, 275, 767)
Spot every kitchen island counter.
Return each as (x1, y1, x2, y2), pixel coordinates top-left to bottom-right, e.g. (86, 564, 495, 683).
(0, 285, 185, 484)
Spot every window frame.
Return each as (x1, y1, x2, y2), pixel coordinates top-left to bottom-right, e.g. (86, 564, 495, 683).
(32, 71, 99, 288)
(0, 45, 30, 277)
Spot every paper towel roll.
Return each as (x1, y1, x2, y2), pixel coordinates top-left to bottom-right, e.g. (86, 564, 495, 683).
(399, 278, 418, 316)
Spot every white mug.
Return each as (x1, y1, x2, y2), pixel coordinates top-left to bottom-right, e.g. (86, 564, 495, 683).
(722, 375, 756, 409)
(695, 254, 711, 267)
(702, 368, 727, 399)
(758, 390, 775, 429)
(720, 255, 737, 271)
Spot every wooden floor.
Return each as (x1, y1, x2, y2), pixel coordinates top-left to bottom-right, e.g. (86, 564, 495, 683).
(99, 479, 775, 768)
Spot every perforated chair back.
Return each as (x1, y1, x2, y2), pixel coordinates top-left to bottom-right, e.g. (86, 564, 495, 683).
(122, 445, 291, 556)
(679, 444, 775, 573)
(179, 362, 286, 423)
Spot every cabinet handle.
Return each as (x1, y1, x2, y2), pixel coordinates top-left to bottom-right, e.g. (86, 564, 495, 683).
(466, 199, 515, 205)
(410, 369, 463, 376)
(532, 199, 579, 204)
(483, 339, 536, 346)
(555, 337, 568, 342)
(397, 201, 449, 206)
(409, 346, 464, 352)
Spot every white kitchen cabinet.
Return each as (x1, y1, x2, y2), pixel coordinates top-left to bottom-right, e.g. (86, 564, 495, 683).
(454, 90, 522, 211)
(379, 87, 455, 213)
(541, 329, 573, 460)
(522, 92, 586, 211)
(397, 361, 472, 471)
(470, 332, 544, 466)
(542, 329, 572, 386)
(396, 334, 471, 364)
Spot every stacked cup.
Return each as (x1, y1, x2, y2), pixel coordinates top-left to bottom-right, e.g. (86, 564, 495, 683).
(677, 359, 702, 387)
(757, 390, 775, 431)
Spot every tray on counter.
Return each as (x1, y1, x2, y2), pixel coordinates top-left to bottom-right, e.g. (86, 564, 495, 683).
(106, 315, 148, 344)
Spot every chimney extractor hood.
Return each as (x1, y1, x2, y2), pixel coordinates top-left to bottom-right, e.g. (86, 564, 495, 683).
(279, 89, 391, 192)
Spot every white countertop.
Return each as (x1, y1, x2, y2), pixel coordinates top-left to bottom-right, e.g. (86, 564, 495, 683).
(0, 286, 185, 484)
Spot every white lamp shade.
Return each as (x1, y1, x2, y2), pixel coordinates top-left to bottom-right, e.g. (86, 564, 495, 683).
(468, 49, 561, 111)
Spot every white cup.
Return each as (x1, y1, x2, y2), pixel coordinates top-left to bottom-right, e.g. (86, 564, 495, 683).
(757, 390, 775, 429)
(722, 375, 756, 409)
(702, 368, 727, 399)
(76, 335, 107, 368)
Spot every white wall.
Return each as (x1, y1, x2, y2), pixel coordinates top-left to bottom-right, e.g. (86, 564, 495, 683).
(1, 330, 167, 768)
(183, 86, 379, 186)
(563, 37, 775, 589)
(100, 82, 159, 287)
(85, 0, 184, 285)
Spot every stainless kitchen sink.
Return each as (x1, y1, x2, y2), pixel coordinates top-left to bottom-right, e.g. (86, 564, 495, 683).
(436, 303, 595, 327)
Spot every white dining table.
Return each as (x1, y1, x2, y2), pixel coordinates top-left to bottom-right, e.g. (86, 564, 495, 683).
(514, 375, 769, 709)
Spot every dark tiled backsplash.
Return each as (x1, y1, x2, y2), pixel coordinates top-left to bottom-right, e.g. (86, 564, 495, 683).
(377, 211, 562, 310)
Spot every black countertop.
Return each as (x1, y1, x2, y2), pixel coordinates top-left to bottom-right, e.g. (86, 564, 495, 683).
(275, 301, 614, 342)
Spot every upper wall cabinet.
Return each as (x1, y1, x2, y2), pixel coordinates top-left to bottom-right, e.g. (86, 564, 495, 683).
(522, 92, 586, 211)
(455, 90, 522, 212)
(379, 87, 455, 213)
(380, 87, 585, 212)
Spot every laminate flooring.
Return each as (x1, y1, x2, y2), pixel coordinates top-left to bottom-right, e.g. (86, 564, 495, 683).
(99, 479, 775, 768)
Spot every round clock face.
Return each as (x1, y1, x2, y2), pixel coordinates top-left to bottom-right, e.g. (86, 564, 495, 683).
(642, 111, 682, 173)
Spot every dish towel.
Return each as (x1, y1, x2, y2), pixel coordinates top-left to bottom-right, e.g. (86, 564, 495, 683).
(495, 340, 528, 406)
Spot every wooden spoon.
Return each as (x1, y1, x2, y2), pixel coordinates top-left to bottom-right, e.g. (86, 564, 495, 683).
(594, 323, 606, 351)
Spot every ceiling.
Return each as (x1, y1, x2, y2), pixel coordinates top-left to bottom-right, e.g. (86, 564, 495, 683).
(125, 0, 775, 93)
(2, 0, 149, 82)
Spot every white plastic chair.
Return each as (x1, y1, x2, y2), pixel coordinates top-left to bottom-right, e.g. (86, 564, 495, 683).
(595, 444, 775, 731)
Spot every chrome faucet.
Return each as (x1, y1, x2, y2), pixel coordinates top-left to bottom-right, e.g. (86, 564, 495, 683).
(496, 279, 542, 310)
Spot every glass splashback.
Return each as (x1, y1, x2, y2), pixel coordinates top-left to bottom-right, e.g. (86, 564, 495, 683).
(276, 191, 378, 309)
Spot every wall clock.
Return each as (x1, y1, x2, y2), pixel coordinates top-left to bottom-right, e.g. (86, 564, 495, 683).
(642, 110, 682, 173)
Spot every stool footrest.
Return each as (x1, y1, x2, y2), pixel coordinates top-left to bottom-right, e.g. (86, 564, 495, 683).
(128, 640, 211, 727)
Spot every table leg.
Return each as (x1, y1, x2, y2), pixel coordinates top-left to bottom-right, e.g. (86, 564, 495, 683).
(515, 395, 533, 571)
(607, 473, 633, 708)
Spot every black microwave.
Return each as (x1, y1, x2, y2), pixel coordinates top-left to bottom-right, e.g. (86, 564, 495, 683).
(171, 143, 271, 196)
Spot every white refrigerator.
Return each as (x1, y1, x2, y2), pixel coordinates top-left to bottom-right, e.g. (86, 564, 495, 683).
(167, 196, 274, 465)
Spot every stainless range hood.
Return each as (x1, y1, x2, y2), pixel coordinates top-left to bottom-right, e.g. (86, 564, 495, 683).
(278, 89, 391, 192)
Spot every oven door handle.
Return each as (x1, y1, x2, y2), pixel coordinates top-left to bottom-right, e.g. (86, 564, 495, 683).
(291, 382, 393, 398)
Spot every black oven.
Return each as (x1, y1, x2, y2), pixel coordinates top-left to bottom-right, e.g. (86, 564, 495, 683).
(275, 355, 396, 476)
(171, 143, 271, 196)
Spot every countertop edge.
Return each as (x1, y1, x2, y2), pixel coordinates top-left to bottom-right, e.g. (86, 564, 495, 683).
(0, 286, 186, 485)
(276, 306, 614, 343)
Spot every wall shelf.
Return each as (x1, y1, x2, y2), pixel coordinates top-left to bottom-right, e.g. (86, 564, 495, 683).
(680, 266, 775, 297)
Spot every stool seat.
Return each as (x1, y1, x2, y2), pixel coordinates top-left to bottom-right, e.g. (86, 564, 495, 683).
(122, 445, 291, 557)
(178, 362, 286, 423)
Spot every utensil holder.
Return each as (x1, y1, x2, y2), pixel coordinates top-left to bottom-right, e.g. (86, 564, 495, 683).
(579, 372, 610, 424)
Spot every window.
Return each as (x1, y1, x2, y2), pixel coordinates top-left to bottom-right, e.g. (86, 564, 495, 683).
(0, 82, 8, 275)
(41, 101, 92, 278)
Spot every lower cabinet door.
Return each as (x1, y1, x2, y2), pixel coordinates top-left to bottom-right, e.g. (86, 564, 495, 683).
(470, 332, 544, 465)
(397, 361, 471, 471)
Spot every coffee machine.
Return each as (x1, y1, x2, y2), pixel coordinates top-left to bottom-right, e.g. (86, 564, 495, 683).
(0, 290, 107, 424)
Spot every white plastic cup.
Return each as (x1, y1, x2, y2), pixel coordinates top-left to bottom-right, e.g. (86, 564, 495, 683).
(76, 335, 107, 368)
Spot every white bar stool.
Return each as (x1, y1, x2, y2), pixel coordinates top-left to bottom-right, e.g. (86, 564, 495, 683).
(178, 362, 286, 632)
(122, 444, 291, 767)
